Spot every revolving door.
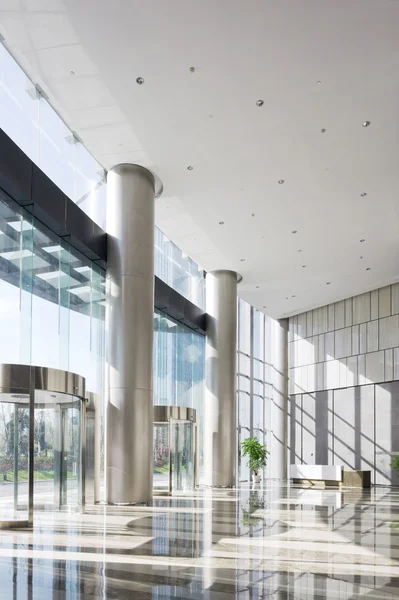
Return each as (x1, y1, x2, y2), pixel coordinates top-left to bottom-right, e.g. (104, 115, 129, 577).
(153, 406, 198, 494)
(0, 364, 86, 528)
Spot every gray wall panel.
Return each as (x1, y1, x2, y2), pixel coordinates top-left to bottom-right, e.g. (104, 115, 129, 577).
(375, 382, 399, 486)
(378, 286, 391, 319)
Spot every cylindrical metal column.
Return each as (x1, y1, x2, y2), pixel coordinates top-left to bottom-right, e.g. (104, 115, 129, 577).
(271, 318, 289, 479)
(204, 270, 239, 487)
(106, 163, 161, 504)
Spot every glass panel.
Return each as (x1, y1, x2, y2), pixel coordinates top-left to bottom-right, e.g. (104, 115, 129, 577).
(34, 391, 81, 510)
(75, 144, 106, 229)
(39, 98, 76, 200)
(153, 423, 170, 492)
(0, 44, 39, 163)
(154, 227, 205, 308)
(0, 397, 30, 522)
(171, 421, 194, 492)
(238, 392, 250, 482)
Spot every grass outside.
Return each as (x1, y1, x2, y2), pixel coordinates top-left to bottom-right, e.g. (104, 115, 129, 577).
(1, 470, 76, 482)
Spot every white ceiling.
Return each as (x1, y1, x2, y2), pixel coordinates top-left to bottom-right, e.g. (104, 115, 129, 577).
(1, 0, 398, 318)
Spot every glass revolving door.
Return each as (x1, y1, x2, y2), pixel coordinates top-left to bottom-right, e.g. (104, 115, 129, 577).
(0, 364, 86, 528)
(153, 406, 197, 495)
(33, 391, 82, 510)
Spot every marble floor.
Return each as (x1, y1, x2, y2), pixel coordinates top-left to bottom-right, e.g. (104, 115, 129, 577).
(0, 483, 399, 598)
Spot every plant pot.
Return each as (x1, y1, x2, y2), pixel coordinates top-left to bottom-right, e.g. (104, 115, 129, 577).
(252, 473, 261, 483)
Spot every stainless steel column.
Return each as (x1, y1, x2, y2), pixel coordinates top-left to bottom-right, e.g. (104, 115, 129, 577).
(106, 164, 162, 504)
(204, 270, 239, 487)
(271, 318, 289, 479)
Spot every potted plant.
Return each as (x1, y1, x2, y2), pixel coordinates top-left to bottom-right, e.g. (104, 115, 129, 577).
(241, 437, 269, 483)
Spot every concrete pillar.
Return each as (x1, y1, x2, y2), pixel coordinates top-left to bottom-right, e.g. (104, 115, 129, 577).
(106, 163, 162, 504)
(271, 318, 289, 479)
(204, 270, 240, 487)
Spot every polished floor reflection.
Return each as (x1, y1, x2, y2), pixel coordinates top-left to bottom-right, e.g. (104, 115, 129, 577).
(0, 483, 399, 598)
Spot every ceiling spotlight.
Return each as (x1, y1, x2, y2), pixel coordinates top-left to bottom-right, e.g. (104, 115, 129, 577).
(278, 179, 284, 184)
(187, 165, 194, 170)
(292, 295, 296, 298)
(321, 128, 326, 133)
(366, 267, 371, 271)
(240, 258, 246, 262)
(362, 121, 370, 127)
(292, 230, 297, 234)
(361, 192, 367, 197)
(360, 256, 363, 259)
(136, 77, 144, 85)
(317, 80, 322, 85)
(190, 66, 195, 72)
(256, 99, 264, 107)
(70, 70, 75, 76)
(360, 239, 365, 243)
(326, 282, 331, 285)
(219, 221, 224, 225)
(302, 265, 306, 268)
(251, 213, 255, 217)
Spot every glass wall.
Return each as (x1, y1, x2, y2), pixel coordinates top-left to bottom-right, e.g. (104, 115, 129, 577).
(153, 310, 205, 480)
(0, 189, 106, 392)
(0, 43, 106, 230)
(155, 227, 205, 309)
(237, 298, 274, 482)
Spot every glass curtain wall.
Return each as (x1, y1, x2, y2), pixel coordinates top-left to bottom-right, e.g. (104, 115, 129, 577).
(0, 189, 106, 387)
(237, 298, 273, 482)
(153, 311, 205, 481)
(0, 189, 105, 504)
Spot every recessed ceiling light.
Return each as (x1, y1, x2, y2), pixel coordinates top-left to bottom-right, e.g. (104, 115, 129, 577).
(286, 297, 289, 299)
(209, 114, 213, 119)
(251, 213, 255, 217)
(278, 179, 284, 184)
(240, 258, 246, 262)
(326, 282, 331, 285)
(361, 192, 367, 197)
(366, 267, 371, 271)
(256, 100, 264, 107)
(292, 230, 297, 234)
(302, 265, 306, 268)
(321, 128, 326, 133)
(187, 165, 193, 170)
(317, 80, 322, 85)
(263, 305, 266, 309)
(70, 70, 75, 75)
(297, 249, 302, 253)
(292, 295, 296, 298)
(219, 221, 224, 225)
(136, 77, 144, 85)
(362, 121, 370, 127)
(256, 285, 260, 289)
(360, 239, 365, 243)
(190, 66, 195, 72)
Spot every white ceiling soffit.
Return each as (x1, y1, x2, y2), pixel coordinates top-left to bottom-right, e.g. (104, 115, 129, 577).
(0, 0, 398, 318)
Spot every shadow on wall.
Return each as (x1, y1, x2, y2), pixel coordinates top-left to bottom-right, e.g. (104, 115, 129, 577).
(289, 381, 399, 486)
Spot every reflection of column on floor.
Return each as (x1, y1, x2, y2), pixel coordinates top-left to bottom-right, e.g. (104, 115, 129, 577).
(203, 488, 239, 595)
